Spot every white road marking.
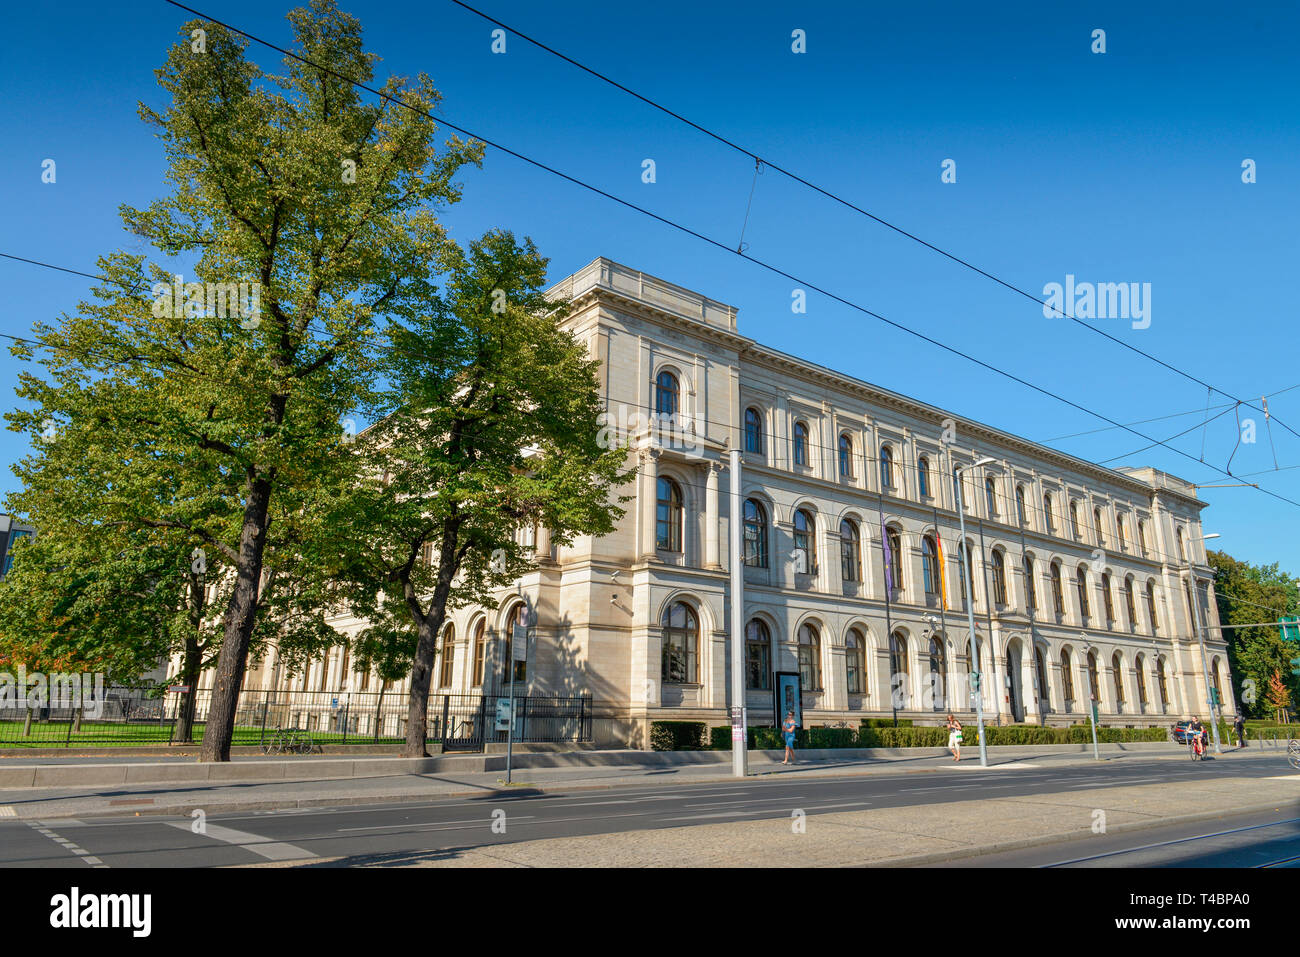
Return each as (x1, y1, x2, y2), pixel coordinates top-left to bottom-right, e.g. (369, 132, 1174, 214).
(168, 822, 316, 861)
(0, 806, 14, 817)
(339, 815, 537, 832)
(25, 822, 108, 868)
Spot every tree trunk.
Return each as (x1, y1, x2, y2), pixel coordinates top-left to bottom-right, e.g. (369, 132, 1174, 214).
(404, 615, 439, 756)
(22, 706, 32, 737)
(176, 638, 202, 744)
(200, 473, 274, 762)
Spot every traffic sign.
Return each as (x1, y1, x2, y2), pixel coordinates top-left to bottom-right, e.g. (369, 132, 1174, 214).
(495, 699, 513, 731)
(1282, 616, 1300, 644)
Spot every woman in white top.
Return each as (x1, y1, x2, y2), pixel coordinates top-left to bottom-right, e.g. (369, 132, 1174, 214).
(944, 713, 963, 762)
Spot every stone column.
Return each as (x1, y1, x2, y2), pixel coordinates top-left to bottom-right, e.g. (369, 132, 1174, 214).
(640, 447, 660, 561)
(705, 461, 721, 569)
(536, 525, 552, 562)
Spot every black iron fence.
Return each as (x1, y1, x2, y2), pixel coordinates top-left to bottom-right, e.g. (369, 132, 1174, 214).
(0, 687, 592, 750)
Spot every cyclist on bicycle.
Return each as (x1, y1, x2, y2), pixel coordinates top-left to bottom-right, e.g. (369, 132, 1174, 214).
(1189, 715, 1206, 754)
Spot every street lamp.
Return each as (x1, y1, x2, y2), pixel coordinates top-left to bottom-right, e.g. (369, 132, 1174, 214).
(1189, 532, 1222, 754)
(956, 455, 995, 766)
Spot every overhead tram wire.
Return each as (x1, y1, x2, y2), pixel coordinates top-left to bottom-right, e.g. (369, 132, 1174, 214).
(154, 2, 1300, 514)
(444, 0, 1300, 445)
(2, 243, 1287, 520)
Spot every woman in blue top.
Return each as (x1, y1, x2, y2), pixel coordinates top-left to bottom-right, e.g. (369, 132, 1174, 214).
(782, 711, 798, 765)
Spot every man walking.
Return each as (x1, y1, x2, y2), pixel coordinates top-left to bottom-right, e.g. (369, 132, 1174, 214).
(782, 711, 798, 765)
(1234, 711, 1246, 748)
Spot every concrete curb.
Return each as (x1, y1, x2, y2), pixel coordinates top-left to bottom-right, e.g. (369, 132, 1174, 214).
(0, 741, 1186, 789)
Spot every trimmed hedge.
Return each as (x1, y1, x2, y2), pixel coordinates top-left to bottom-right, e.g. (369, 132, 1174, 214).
(649, 720, 706, 751)
(700, 722, 1168, 751)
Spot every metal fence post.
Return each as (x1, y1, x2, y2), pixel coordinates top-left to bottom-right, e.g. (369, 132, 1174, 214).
(438, 695, 450, 755)
(260, 697, 269, 750)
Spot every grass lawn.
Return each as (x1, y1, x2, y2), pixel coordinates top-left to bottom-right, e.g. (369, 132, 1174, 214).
(0, 719, 412, 748)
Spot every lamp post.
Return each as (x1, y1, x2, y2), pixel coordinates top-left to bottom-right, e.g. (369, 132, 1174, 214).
(1189, 532, 1222, 755)
(956, 455, 995, 767)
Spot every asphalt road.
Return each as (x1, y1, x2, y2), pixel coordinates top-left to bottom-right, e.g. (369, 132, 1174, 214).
(2, 750, 1295, 868)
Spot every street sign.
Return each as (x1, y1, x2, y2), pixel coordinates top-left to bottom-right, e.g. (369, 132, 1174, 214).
(1281, 616, 1300, 643)
(495, 699, 513, 731)
(167, 685, 190, 694)
(511, 623, 528, 662)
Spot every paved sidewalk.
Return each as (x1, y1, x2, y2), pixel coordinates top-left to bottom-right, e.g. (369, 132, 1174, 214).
(0, 746, 1251, 821)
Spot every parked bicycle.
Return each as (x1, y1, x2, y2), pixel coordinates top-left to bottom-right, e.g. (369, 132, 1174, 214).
(1287, 738, 1300, 771)
(261, 725, 317, 756)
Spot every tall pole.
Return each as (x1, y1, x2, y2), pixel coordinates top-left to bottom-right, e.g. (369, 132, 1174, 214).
(1188, 571, 1223, 755)
(729, 449, 747, 777)
(954, 467, 988, 767)
(878, 494, 898, 725)
(977, 515, 1001, 727)
(1015, 513, 1044, 725)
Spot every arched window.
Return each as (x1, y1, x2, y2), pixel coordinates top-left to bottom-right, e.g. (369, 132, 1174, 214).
(880, 445, 895, 489)
(1086, 651, 1100, 702)
(891, 632, 910, 707)
(985, 477, 998, 518)
(1212, 656, 1224, 706)
(655, 477, 683, 552)
(1015, 485, 1027, 525)
(502, 603, 529, 684)
(1094, 507, 1105, 546)
(886, 526, 904, 591)
(793, 422, 809, 467)
(991, 550, 1007, 605)
(1176, 526, 1186, 561)
(744, 407, 763, 454)
(798, 623, 822, 691)
(918, 456, 931, 497)
(1146, 580, 1159, 633)
(743, 499, 768, 567)
(1101, 572, 1115, 623)
(661, 601, 699, 684)
(471, 618, 486, 687)
(846, 628, 866, 694)
(1035, 646, 1050, 710)
(1076, 565, 1091, 618)
(655, 369, 679, 417)
(1124, 576, 1137, 627)
(839, 519, 860, 583)
(1061, 649, 1075, 702)
(1024, 554, 1037, 611)
(1135, 654, 1149, 705)
(921, 534, 940, 596)
(926, 636, 946, 712)
(1156, 657, 1169, 708)
(1050, 562, 1065, 614)
(1138, 520, 1148, 555)
(838, 434, 853, 477)
(1069, 501, 1081, 539)
(745, 619, 771, 690)
(1043, 492, 1056, 532)
(1112, 652, 1125, 707)
(793, 509, 816, 574)
(958, 541, 975, 601)
(1117, 514, 1127, 550)
(439, 624, 456, 688)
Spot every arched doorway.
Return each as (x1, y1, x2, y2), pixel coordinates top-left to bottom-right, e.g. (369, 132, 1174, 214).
(1006, 638, 1024, 722)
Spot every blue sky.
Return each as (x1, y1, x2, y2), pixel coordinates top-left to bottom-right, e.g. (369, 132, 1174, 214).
(1, 0, 1298, 570)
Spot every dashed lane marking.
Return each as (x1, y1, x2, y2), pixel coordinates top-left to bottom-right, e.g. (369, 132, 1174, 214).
(25, 822, 108, 868)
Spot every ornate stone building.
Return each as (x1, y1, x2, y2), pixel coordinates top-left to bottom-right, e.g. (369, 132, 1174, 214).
(237, 257, 1235, 747)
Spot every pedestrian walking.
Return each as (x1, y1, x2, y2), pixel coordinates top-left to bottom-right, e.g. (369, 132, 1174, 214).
(781, 711, 798, 765)
(944, 713, 963, 762)
(1234, 711, 1246, 748)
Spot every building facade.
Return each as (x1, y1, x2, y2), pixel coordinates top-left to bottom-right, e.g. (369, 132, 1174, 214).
(235, 258, 1235, 747)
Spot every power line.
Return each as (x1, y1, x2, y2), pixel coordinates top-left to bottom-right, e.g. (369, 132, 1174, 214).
(155, 1, 1300, 515)
(444, 0, 1300, 447)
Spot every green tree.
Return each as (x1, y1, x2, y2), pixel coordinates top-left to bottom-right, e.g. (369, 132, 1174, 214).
(324, 230, 628, 757)
(1209, 550, 1300, 717)
(4, 1, 481, 761)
